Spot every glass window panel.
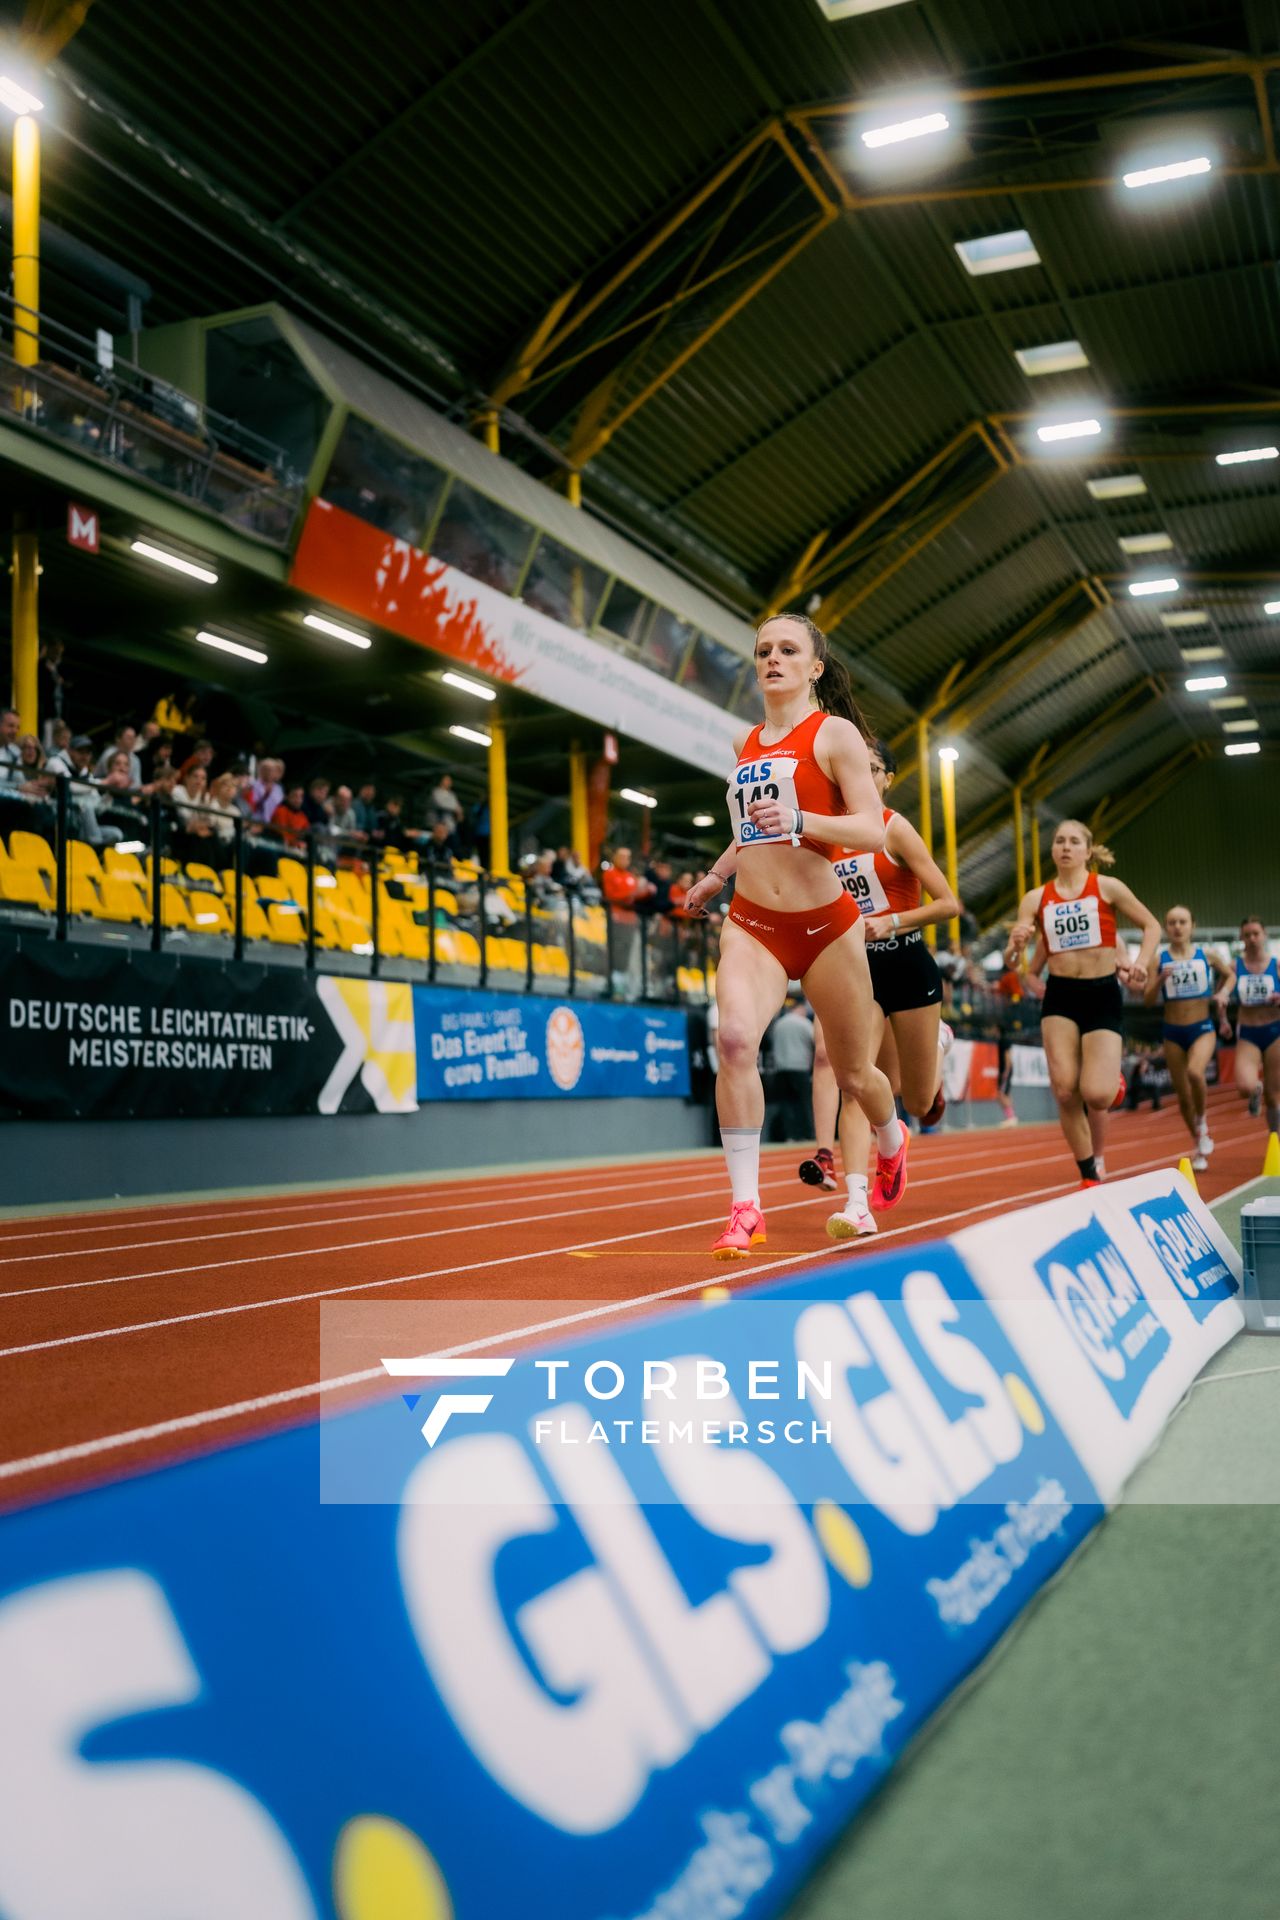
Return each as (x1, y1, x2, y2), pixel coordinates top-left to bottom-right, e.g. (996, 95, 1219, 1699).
(430, 480, 536, 594)
(730, 669, 762, 721)
(596, 579, 654, 652)
(520, 535, 609, 632)
(322, 414, 448, 547)
(679, 632, 748, 708)
(643, 607, 697, 678)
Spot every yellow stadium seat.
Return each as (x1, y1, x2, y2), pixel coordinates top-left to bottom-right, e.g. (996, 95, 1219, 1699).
(276, 857, 308, 905)
(68, 874, 105, 918)
(431, 928, 459, 966)
(267, 903, 305, 944)
(104, 846, 146, 883)
(185, 861, 222, 889)
(68, 840, 106, 885)
(188, 894, 234, 936)
(313, 868, 342, 899)
(241, 899, 271, 943)
(255, 874, 293, 903)
(9, 830, 54, 873)
(334, 870, 371, 913)
(0, 863, 51, 909)
(399, 922, 429, 962)
(451, 929, 481, 968)
(219, 869, 258, 902)
(98, 877, 149, 925)
(431, 886, 459, 915)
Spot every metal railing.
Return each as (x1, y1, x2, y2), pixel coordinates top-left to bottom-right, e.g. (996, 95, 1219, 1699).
(0, 774, 717, 1006)
(1, 297, 304, 547)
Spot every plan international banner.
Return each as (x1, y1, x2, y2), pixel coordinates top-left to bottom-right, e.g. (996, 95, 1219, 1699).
(0, 944, 417, 1119)
(0, 1173, 1242, 1917)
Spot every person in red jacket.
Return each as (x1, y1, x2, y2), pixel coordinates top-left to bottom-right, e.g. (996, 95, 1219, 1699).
(271, 784, 311, 849)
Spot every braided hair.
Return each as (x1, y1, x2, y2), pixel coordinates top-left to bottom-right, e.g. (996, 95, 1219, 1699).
(756, 613, 872, 740)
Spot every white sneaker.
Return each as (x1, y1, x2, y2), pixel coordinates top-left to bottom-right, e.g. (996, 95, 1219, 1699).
(999, 1114, 1019, 1128)
(826, 1202, 878, 1241)
(1095, 1157, 1107, 1180)
(1198, 1129, 1214, 1154)
(1191, 1151, 1209, 1171)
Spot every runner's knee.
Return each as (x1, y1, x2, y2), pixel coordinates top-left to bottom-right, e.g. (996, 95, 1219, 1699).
(718, 1018, 761, 1070)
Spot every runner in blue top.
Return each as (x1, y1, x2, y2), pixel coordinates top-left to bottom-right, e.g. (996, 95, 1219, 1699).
(1215, 914, 1280, 1136)
(1142, 906, 1232, 1169)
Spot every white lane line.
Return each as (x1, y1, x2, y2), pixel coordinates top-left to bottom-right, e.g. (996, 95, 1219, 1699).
(0, 1123, 1080, 1256)
(0, 1141, 1102, 1304)
(0, 1125, 1250, 1363)
(0, 1127, 1232, 1482)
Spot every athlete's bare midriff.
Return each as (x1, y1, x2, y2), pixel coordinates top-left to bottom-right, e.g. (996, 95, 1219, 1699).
(1163, 995, 1212, 1026)
(1044, 951, 1118, 981)
(736, 842, 845, 913)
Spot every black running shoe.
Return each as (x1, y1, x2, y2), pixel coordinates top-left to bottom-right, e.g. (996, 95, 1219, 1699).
(798, 1147, 838, 1191)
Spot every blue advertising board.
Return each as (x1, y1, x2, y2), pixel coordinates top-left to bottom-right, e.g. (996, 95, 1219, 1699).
(0, 1172, 1242, 1918)
(413, 988, 690, 1101)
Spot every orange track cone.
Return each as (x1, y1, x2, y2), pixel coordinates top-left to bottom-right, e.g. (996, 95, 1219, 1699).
(1177, 1155, 1198, 1194)
(1264, 1133, 1280, 1179)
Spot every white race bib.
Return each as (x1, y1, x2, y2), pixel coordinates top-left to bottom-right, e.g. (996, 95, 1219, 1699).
(1238, 968, 1275, 1007)
(832, 852, 888, 917)
(727, 753, 800, 849)
(1162, 954, 1209, 999)
(1043, 894, 1102, 953)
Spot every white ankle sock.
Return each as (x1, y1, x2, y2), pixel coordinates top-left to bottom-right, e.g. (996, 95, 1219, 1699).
(721, 1127, 761, 1206)
(874, 1116, 904, 1156)
(846, 1172, 868, 1205)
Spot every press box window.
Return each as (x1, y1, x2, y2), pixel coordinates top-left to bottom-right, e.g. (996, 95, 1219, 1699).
(645, 607, 698, 677)
(680, 632, 748, 707)
(597, 579, 655, 652)
(520, 535, 608, 631)
(430, 481, 536, 595)
(322, 414, 449, 548)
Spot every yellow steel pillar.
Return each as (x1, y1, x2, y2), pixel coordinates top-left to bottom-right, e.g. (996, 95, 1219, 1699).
(938, 747, 960, 950)
(475, 408, 500, 455)
(1030, 803, 1042, 890)
(11, 110, 40, 733)
(487, 717, 510, 876)
(569, 743, 590, 868)
(1012, 783, 1025, 903)
(916, 715, 935, 948)
(565, 470, 582, 507)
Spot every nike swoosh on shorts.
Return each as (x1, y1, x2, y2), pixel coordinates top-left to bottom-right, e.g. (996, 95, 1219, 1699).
(806, 925, 828, 935)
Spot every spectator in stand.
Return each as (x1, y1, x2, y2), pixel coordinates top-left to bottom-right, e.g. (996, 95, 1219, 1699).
(352, 780, 380, 841)
(526, 849, 561, 907)
(423, 819, 457, 868)
(600, 846, 654, 912)
(640, 857, 675, 917)
(94, 725, 142, 786)
(670, 869, 694, 916)
(378, 794, 421, 854)
(430, 772, 465, 830)
(600, 847, 653, 997)
(0, 706, 21, 786)
(246, 757, 284, 826)
(271, 783, 310, 849)
(767, 996, 816, 1142)
(551, 843, 589, 894)
(177, 738, 216, 786)
(174, 764, 215, 844)
(46, 733, 120, 846)
(45, 719, 72, 768)
(331, 784, 358, 839)
(37, 639, 68, 739)
(17, 733, 45, 781)
(139, 729, 174, 784)
(302, 776, 334, 832)
(96, 750, 146, 836)
(204, 771, 240, 863)
(471, 795, 491, 869)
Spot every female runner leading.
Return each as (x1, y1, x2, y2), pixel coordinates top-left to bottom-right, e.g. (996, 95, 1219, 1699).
(1005, 820, 1159, 1187)
(1218, 914, 1280, 1137)
(684, 614, 906, 1257)
(802, 739, 959, 1238)
(1143, 905, 1232, 1170)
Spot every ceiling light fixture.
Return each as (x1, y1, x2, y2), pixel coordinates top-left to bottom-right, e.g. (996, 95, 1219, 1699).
(1222, 718, 1259, 733)
(303, 612, 371, 649)
(1015, 340, 1089, 376)
(1036, 417, 1102, 444)
(954, 229, 1040, 276)
(195, 630, 267, 664)
(0, 76, 45, 116)
(1184, 675, 1227, 692)
(441, 669, 497, 702)
(861, 110, 949, 149)
(1122, 156, 1211, 189)
(1118, 532, 1173, 555)
(1161, 611, 1209, 629)
(1225, 741, 1261, 756)
(131, 540, 218, 584)
(1086, 473, 1146, 499)
(620, 787, 659, 809)
(1127, 577, 1179, 597)
(1264, 600, 1280, 616)
(1180, 644, 1225, 662)
(692, 813, 715, 827)
(1210, 696, 1247, 710)
(1215, 446, 1278, 466)
(448, 725, 492, 748)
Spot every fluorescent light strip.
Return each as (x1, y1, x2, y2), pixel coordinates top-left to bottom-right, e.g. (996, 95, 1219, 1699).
(692, 813, 715, 827)
(1180, 645, 1225, 662)
(1015, 340, 1089, 376)
(1118, 532, 1173, 555)
(1123, 156, 1211, 189)
(954, 229, 1039, 276)
(1264, 601, 1280, 616)
(861, 111, 949, 149)
(441, 670, 497, 702)
(1210, 696, 1247, 710)
(1127, 577, 1179, 597)
(1087, 473, 1146, 500)
(1036, 418, 1102, 444)
(1225, 741, 1261, 756)
(1185, 675, 1227, 692)
(1162, 611, 1209, 629)
(449, 725, 492, 748)
(620, 787, 658, 809)
(303, 612, 371, 649)
(0, 77, 45, 115)
(1215, 446, 1278, 466)
(195, 630, 267, 664)
(1222, 719, 1259, 733)
(937, 746, 960, 763)
(131, 540, 218, 584)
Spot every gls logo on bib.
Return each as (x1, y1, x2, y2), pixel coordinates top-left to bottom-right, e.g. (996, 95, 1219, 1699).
(1035, 1216, 1170, 1416)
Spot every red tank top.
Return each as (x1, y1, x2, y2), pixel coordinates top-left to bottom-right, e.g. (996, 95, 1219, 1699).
(1036, 871, 1117, 954)
(832, 809, 921, 916)
(727, 710, 845, 854)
